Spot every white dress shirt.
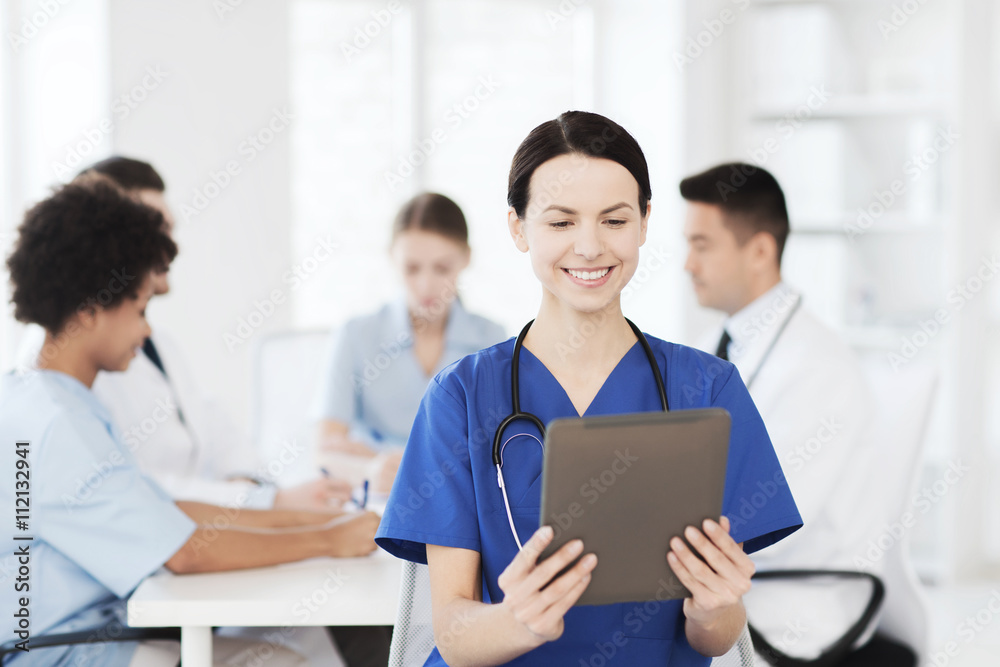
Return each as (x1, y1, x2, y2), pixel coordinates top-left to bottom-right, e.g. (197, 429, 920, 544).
(704, 282, 875, 571)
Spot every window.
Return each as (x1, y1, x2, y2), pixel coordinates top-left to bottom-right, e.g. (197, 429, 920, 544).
(290, 0, 594, 334)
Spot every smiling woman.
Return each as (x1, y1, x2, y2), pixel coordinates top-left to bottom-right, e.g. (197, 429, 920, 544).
(375, 110, 803, 666)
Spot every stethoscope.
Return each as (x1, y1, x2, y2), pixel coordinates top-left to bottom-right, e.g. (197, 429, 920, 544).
(741, 294, 803, 390)
(492, 318, 669, 549)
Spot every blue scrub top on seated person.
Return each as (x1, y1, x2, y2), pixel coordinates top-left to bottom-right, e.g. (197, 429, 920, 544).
(312, 298, 505, 451)
(376, 334, 802, 666)
(0, 370, 196, 667)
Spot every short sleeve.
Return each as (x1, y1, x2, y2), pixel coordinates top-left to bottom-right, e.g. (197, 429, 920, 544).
(713, 366, 803, 554)
(375, 374, 480, 563)
(311, 326, 358, 423)
(36, 413, 196, 597)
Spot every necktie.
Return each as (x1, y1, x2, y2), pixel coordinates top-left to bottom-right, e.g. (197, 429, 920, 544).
(715, 329, 731, 361)
(142, 337, 168, 376)
(141, 337, 189, 426)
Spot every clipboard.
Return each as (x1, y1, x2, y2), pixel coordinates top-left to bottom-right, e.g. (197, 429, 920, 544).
(538, 408, 731, 606)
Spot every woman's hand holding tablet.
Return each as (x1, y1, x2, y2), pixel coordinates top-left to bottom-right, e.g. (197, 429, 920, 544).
(497, 526, 598, 645)
(667, 516, 756, 656)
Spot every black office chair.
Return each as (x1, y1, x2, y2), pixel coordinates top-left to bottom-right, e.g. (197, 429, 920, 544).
(747, 570, 886, 667)
(0, 626, 180, 665)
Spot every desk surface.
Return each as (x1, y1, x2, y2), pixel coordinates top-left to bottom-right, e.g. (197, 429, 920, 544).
(128, 550, 402, 628)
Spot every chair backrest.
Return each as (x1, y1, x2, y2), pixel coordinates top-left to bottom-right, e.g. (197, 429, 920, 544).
(250, 329, 331, 485)
(388, 560, 757, 666)
(389, 560, 436, 667)
(858, 359, 938, 662)
(712, 624, 758, 666)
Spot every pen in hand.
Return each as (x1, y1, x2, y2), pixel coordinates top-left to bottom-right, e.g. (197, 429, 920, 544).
(359, 479, 369, 510)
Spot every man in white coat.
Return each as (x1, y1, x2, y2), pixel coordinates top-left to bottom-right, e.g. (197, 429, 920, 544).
(679, 163, 914, 666)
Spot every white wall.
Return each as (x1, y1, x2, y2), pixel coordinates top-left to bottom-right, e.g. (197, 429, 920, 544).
(109, 0, 294, 428)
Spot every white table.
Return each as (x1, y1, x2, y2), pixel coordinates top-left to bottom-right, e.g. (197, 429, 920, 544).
(127, 551, 402, 667)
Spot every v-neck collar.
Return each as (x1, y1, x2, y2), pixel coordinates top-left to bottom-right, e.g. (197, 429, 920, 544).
(518, 341, 642, 417)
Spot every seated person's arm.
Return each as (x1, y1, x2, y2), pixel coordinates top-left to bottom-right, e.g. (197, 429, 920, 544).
(175, 500, 345, 528)
(317, 419, 403, 493)
(164, 505, 380, 574)
(318, 419, 377, 457)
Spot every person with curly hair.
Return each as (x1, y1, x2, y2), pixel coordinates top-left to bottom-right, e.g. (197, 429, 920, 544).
(0, 178, 378, 667)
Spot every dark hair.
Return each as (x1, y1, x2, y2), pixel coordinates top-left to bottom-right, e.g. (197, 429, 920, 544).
(392, 192, 468, 247)
(79, 156, 165, 192)
(679, 162, 790, 265)
(507, 111, 651, 219)
(6, 177, 177, 334)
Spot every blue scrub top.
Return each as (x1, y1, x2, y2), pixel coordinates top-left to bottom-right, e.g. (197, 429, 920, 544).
(312, 298, 505, 450)
(376, 335, 802, 666)
(0, 370, 196, 667)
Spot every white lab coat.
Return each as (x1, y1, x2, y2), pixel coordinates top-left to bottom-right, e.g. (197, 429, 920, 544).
(16, 324, 275, 508)
(700, 282, 876, 572)
(700, 283, 885, 656)
(92, 330, 277, 509)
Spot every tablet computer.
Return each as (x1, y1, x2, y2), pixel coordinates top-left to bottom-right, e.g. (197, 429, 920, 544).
(538, 408, 731, 606)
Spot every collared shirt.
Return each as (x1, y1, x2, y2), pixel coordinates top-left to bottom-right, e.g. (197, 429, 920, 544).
(0, 369, 196, 667)
(703, 282, 874, 570)
(719, 281, 801, 384)
(312, 298, 505, 451)
(376, 335, 802, 665)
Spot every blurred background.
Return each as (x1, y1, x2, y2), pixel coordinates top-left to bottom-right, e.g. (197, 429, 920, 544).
(0, 0, 998, 663)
